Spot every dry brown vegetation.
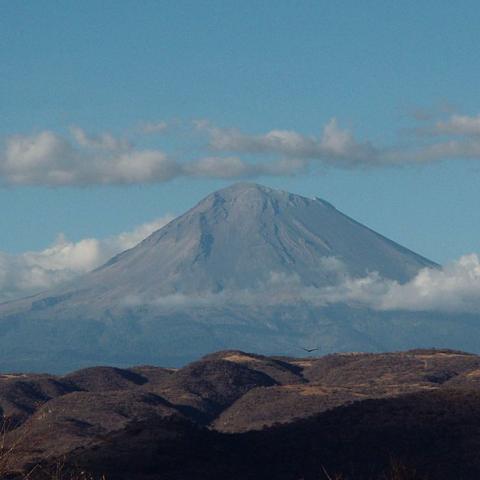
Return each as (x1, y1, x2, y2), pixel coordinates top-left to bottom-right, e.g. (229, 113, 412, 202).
(1, 348, 480, 479)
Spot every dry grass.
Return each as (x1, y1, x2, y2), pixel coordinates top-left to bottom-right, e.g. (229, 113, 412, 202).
(222, 353, 262, 364)
(289, 360, 315, 368)
(0, 424, 104, 480)
(0, 419, 27, 478)
(0, 422, 424, 480)
(31, 459, 106, 480)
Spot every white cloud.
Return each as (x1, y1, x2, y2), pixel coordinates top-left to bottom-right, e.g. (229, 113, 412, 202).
(377, 254, 480, 313)
(69, 127, 130, 151)
(105, 150, 180, 184)
(198, 113, 480, 169)
(4, 111, 480, 186)
(0, 130, 181, 186)
(122, 255, 480, 315)
(2, 131, 77, 185)
(434, 114, 480, 136)
(196, 118, 378, 167)
(297, 255, 480, 314)
(0, 216, 173, 302)
(321, 118, 358, 155)
(294, 255, 480, 314)
(0, 128, 306, 186)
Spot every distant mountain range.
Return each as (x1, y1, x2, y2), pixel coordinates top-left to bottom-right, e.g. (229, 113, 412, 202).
(1, 183, 479, 372)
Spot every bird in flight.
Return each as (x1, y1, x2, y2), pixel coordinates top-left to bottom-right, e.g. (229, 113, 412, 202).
(302, 347, 319, 353)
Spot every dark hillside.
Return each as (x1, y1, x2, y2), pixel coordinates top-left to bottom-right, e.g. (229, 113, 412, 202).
(3, 348, 480, 479)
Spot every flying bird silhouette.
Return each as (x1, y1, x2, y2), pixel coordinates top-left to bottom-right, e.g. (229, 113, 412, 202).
(302, 347, 319, 353)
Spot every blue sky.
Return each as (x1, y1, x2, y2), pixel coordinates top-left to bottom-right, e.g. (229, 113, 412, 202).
(1, 0, 480, 270)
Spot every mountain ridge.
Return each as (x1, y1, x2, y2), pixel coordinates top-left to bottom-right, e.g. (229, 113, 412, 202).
(3, 348, 480, 480)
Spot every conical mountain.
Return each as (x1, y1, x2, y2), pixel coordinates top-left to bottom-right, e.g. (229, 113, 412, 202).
(33, 182, 435, 308)
(5, 183, 477, 374)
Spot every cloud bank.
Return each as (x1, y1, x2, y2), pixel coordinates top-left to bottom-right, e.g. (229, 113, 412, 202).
(0, 129, 179, 186)
(197, 113, 480, 168)
(0, 215, 173, 302)
(0, 127, 304, 186)
(124, 254, 480, 315)
(3, 111, 480, 186)
(2, 213, 479, 315)
(195, 118, 379, 168)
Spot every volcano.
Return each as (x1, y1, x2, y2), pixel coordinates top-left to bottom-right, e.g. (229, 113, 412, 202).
(2, 183, 478, 373)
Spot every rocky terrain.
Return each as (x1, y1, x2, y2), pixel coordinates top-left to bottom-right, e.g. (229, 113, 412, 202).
(2, 348, 480, 479)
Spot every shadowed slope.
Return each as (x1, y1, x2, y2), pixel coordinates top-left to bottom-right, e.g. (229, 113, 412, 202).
(4, 349, 480, 480)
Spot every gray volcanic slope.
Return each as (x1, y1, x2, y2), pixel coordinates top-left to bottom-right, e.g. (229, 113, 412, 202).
(51, 182, 433, 302)
(82, 182, 434, 295)
(2, 183, 479, 373)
